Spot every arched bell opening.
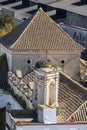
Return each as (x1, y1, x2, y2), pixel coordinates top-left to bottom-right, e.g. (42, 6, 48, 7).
(49, 80, 56, 106)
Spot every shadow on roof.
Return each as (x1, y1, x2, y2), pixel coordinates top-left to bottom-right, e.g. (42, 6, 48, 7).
(51, 14, 66, 21)
(81, 50, 87, 61)
(0, 0, 11, 5)
(12, 4, 25, 9)
(27, 9, 38, 14)
(0, 0, 21, 5)
(72, 2, 87, 6)
(12, 1, 36, 9)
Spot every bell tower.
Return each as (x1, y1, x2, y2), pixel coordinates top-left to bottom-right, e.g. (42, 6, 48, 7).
(44, 69, 59, 107)
(33, 66, 60, 108)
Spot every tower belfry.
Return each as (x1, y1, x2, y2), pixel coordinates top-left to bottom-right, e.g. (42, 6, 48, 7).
(33, 66, 60, 108)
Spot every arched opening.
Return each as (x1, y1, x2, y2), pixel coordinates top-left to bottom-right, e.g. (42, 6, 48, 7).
(49, 81, 55, 105)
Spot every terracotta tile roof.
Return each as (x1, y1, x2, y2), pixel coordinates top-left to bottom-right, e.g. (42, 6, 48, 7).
(0, 14, 35, 48)
(0, 8, 83, 51)
(21, 70, 87, 122)
(57, 72, 87, 122)
(66, 101, 87, 122)
(22, 71, 35, 84)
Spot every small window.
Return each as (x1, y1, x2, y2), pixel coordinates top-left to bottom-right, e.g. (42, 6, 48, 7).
(47, 59, 50, 62)
(27, 59, 31, 64)
(61, 60, 65, 64)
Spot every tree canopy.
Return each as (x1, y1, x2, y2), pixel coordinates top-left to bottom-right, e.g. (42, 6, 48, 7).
(0, 13, 16, 37)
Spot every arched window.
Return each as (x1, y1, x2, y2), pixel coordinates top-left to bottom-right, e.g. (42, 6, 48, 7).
(49, 81, 55, 105)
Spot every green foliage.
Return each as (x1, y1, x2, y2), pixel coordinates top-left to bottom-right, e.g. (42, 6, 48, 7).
(47, 64, 58, 71)
(6, 85, 14, 95)
(14, 94, 26, 109)
(6, 85, 26, 109)
(0, 13, 16, 36)
(0, 13, 15, 28)
(56, 105, 61, 115)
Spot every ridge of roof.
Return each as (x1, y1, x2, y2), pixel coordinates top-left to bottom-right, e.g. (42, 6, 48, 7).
(10, 8, 44, 50)
(0, 8, 83, 51)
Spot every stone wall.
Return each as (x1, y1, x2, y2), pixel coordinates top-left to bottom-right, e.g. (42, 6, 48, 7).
(67, 11, 87, 29)
(12, 51, 81, 80)
(12, 52, 47, 75)
(47, 53, 80, 80)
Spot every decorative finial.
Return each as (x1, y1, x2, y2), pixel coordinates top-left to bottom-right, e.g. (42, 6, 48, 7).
(39, 7, 43, 11)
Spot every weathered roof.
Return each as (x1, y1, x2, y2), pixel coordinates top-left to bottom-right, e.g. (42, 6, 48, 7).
(22, 70, 87, 122)
(0, 8, 83, 51)
(0, 13, 35, 48)
(58, 72, 87, 122)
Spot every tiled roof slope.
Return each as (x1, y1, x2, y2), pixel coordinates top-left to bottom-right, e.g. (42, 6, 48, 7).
(21, 70, 87, 122)
(0, 14, 35, 48)
(57, 72, 87, 122)
(0, 8, 83, 51)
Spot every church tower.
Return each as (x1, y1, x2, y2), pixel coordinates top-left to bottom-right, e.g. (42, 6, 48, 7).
(33, 66, 60, 108)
